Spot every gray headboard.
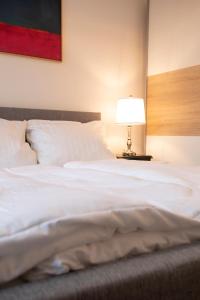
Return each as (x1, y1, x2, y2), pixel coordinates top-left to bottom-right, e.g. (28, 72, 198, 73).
(0, 107, 101, 122)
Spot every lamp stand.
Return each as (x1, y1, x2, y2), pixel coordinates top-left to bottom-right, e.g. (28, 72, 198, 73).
(123, 125, 136, 156)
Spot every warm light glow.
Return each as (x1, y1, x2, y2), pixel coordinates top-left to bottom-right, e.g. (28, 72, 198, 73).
(116, 97, 145, 125)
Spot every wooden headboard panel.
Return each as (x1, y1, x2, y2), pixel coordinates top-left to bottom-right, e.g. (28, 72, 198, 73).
(0, 107, 101, 122)
(147, 65, 200, 136)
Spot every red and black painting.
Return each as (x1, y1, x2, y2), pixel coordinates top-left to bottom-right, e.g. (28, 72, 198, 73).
(0, 0, 61, 61)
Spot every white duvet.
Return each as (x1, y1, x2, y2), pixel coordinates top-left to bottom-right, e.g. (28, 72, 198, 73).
(0, 159, 200, 283)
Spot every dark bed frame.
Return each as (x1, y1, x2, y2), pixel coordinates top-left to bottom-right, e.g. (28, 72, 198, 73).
(0, 106, 101, 122)
(0, 106, 200, 300)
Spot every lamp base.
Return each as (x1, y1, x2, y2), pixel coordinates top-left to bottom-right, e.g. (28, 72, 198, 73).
(123, 126, 136, 157)
(122, 151, 136, 157)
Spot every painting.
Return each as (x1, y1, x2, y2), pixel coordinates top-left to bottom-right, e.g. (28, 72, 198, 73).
(0, 0, 61, 61)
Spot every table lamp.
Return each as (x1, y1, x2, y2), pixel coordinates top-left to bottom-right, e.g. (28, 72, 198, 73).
(116, 96, 145, 156)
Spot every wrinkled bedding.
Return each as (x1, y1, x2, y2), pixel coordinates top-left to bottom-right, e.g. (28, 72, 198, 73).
(0, 159, 200, 283)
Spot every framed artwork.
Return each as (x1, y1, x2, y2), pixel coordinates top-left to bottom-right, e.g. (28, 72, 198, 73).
(0, 0, 61, 61)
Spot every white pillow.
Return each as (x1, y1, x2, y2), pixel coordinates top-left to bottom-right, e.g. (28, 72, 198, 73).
(0, 119, 36, 168)
(27, 120, 114, 165)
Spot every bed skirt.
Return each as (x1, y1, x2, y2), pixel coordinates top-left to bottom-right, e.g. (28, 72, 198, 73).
(1, 242, 200, 300)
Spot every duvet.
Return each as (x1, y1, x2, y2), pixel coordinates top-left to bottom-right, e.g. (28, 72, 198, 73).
(0, 159, 200, 283)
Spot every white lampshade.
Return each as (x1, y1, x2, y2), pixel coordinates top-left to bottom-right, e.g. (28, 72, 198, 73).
(116, 97, 145, 125)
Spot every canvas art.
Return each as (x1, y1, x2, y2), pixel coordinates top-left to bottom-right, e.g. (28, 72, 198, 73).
(0, 0, 61, 61)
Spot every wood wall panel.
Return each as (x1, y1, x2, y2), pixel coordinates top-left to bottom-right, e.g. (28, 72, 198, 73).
(147, 65, 200, 136)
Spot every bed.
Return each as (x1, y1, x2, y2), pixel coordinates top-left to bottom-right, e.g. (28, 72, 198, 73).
(0, 107, 200, 300)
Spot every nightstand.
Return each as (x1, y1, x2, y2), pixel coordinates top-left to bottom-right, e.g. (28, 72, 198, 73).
(117, 155, 153, 161)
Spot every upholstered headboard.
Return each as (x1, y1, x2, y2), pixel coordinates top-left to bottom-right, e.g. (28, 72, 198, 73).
(0, 107, 101, 122)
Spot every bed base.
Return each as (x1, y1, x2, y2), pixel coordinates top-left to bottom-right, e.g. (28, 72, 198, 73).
(1, 242, 200, 300)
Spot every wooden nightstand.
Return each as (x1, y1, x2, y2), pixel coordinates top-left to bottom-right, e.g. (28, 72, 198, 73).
(117, 155, 153, 161)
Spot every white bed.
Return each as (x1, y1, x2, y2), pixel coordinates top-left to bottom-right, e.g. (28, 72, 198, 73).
(1, 107, 200, 300)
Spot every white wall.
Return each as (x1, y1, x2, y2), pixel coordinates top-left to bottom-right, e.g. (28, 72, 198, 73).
(147, 0, 200, 164)
(0, 0, 148, 155)
(148, 0, 200, 76)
